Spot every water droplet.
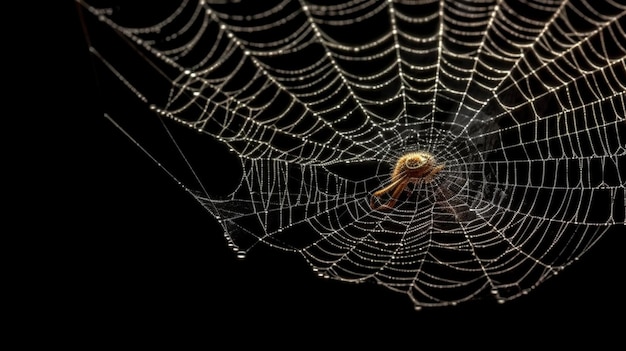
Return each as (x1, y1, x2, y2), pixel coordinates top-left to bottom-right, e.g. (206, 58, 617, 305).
(236, 250, 247, 259)
(414, 305, 423, 312)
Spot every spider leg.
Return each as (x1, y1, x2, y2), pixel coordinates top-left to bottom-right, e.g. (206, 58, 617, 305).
(370, 177, 408, 210)
(385, 179, 408, 209)
(370, 177, 401, 210)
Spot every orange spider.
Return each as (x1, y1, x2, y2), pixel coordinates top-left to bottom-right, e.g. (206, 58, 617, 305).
(370, 151, 445, 210)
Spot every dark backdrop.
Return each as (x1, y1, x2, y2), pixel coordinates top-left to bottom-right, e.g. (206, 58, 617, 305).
(45, 0, 626, 347)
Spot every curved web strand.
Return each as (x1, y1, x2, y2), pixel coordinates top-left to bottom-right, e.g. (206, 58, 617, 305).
(80, 0, 626, 309)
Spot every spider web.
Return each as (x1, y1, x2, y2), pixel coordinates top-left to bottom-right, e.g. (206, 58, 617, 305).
(79, 0, 626, 309)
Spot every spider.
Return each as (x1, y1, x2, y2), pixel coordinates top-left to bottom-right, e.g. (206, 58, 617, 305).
(370, 151, 445, 210)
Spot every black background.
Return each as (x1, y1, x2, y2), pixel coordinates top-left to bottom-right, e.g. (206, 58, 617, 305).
(38, 1, 625, 347)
